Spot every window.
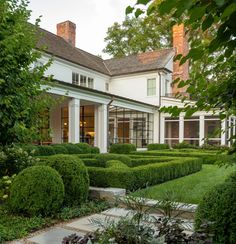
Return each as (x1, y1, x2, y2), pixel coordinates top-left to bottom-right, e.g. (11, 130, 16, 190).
(88, 77, 94, 88)
(147, 78, 156, 96)
(80, 75, 87, 87)
(165, 79, 169, 95)
(105, 83, 109, 92)
(72, 72, 79, 85)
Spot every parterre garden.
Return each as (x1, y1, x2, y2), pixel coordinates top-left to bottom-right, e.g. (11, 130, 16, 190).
(0, 142, 235, 243)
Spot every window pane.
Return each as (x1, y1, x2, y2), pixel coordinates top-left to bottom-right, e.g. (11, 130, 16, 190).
(147, 78, 156, 96)
(72, 72, 79, 85)
(88, 77, 94, 88)
(205, 120, 221, 138)
(184, 121, 199, 139)
(165, 121, 179, 138)
(80, 75, 87, 87)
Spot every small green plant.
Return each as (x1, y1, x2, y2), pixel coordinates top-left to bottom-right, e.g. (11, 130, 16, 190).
(173, 141, 197, 149)
(0, 174, 16, 202)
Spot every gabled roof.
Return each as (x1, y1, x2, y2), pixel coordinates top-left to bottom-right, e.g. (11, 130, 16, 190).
(36, 27, 174, 77)
(104, 49, 174, 76)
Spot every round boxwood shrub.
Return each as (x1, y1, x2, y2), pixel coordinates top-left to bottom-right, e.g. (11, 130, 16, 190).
(9, 165, 64, 216)
(195, 178, 236, 244)
(51, 144, 68, 154)
(147, 143, 170, 151)
(95, 153, 131, 167)
(46, 155, 89, 206)
(109, 143, 136, 154)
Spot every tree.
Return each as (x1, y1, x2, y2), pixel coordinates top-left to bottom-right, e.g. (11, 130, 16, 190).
(103, 13, 172, 58)
(0, 0, 52, 145)
(127, 0, 236, 120)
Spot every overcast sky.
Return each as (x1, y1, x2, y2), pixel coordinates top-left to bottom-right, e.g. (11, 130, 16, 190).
(28, 0, 135, 59)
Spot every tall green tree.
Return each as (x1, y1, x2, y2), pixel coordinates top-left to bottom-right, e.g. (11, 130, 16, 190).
(127, 0, 236, 119)
(0, 0, 51, 145)
(103, 13, 172, 58)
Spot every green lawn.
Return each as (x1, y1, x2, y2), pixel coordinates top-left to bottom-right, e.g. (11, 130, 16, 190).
(132, 164, 236, 204)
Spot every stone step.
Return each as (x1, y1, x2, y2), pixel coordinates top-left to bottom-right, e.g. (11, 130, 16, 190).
(65, 213, 119, 233)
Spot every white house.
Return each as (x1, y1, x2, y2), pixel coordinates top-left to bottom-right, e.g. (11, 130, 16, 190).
(36, 20, 236, 152)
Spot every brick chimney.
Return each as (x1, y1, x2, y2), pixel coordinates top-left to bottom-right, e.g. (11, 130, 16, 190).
(172, 24, 189, 94)
(57, 20, 76, 47)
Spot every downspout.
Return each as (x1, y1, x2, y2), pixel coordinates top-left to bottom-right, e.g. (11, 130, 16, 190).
(107, 96, 114, 151)
(158, 71, 162, 143)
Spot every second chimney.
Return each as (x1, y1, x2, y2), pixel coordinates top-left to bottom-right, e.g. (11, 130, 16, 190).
(57, 20, 76, 47)
(172, 24, 189, 94)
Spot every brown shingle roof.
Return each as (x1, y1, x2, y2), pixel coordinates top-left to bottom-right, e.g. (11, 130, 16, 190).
(104, 49, 174, 76)
(36, 27, 174, 77)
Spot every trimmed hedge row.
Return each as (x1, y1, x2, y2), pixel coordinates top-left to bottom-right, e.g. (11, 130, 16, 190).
(22, 143, 100, 156)
(129, 157, 175, 167)
(132, 151, 218, 164)
(94, 153, 131, 167)
(88, 157, 202, 191)
(109, 143, 136, 154)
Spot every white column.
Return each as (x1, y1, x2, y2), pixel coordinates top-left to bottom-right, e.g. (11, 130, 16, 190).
(179, 114, 184, 143)
(68, 98, 80, 143)
(96, 104, 108, 153)
(153, 111, 159, 143)
(199, 115, 205, 146)
(160, 114, 165, 143)
(221, 119, 227, 146)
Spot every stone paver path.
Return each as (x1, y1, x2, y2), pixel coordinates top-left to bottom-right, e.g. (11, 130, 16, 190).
(7, 207, 194, 244)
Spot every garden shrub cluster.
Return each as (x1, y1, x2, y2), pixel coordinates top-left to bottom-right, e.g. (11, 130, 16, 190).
(22, 143, 100, 156)
(109, 143, 136, 154)
(9, 166, 65, 216)
(173, 141, 198, 149)
(147, 143, 170, 150)
(88, 157, 202, 191)
(45, 155, 89, 206)
(195, 171, 236, 244)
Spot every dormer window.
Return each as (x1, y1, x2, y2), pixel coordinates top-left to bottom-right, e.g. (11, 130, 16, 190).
(72, 72, 94, 89)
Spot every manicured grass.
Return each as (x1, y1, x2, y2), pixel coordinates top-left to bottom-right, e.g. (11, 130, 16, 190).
(132, 164, 236, 204)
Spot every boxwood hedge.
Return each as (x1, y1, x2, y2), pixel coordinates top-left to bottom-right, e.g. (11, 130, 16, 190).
(147, 143, 170, 150)
(88, 157, 202, 191)
(109, 143, 136, 154)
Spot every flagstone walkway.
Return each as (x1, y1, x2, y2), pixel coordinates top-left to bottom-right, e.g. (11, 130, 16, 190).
(7, 207, 194, 244)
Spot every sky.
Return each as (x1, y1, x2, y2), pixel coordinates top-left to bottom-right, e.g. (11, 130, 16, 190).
(28, 0, 135, 59)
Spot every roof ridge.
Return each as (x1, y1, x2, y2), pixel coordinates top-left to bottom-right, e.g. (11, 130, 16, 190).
(104, 47, 174, 62)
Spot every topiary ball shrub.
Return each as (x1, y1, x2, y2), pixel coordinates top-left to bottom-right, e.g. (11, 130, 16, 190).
(109, 143, 136, 154)
(51, 144, 68, 154)
(95, 153, 131, 167)
(147, 143, 170, 151)
(37, 145, 56, 156)
(9, 165, 64, 216)
(46, 155, 89, 206)
(195, 179, 236, 244)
